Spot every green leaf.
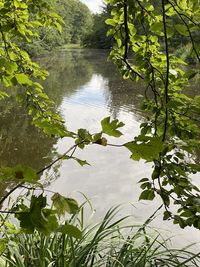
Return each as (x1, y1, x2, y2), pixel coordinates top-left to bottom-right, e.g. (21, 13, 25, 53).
(3, 61, 18, 74)
(51, 193, 79, 215)
(181, 210, 194, 218)
(77, 128, 92, 142)
(59, 223, 82, 239)
(54, 22, 62, 33)
(64, 198, 79, 214)
(15, 73, 33, 85)
(16, 195, 58, 235)
(150, 22, 163, 35)
(145, 4, 154, 11)
(0, 91, 9, 99)
(125, 137, 164, 161)
(101, 117, 124, 137)
(179, 0, 188, 9)
(129, 24, 137, 36)
(139, 190, 155, 201)
(74, 158, 90, 167)
(105, 18, 116, 26)
(163, 211, 172, 220)
(140, 182, 151, 189)
(93, 133, 108, 146)
(21, 166, 37, 183)
(93, 133, 102, 143)
(0, 239, 7, 254)
(175, 24, 188, 36)
(138, 178, 149, 183)
(130, 153, 141, 161)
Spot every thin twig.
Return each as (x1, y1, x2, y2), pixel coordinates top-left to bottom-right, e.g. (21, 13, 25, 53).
(36, 144, 78, 175)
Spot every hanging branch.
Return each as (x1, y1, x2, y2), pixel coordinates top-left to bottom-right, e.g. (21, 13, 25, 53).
(161, 0, 170, 142)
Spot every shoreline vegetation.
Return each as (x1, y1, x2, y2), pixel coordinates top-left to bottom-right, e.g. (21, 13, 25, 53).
(28, 1, 199, 65)
(1, 204, 200, 266)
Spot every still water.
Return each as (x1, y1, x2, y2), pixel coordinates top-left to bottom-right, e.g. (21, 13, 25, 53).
(0, 49, 199, 248)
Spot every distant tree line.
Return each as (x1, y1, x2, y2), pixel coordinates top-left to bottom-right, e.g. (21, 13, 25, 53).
(23, 0, 93, 55)
(82, 5, 114, 49)
(24, 0, 200, 61)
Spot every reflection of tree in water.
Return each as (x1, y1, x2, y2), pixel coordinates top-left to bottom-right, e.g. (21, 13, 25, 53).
(0, 98, 56, 169)
(37, 49, 94, 106)
(0, 50, 151, 199)
(0, 50, 94, 200)
(37, 49, 145, 119)
(89, 52, 145, 118)
(0, 96, 57, 199)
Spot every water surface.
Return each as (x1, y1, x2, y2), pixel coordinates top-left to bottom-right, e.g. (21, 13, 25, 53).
(0, 49, 199, 248)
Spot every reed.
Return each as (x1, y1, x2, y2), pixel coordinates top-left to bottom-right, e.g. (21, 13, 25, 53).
(1, 205, 200, 267)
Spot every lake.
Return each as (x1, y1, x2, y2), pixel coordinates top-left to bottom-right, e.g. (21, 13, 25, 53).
(0, 49, 199, 248)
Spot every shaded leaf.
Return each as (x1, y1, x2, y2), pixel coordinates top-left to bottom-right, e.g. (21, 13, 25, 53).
(52, 193, 79, 215)
(59, 223, 82, 239)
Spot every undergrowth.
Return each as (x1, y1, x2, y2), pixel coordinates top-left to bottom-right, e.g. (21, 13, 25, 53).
(0, 203, 200, 267)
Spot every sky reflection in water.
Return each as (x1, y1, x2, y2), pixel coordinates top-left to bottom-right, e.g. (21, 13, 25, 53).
(0, 49, 199, 248)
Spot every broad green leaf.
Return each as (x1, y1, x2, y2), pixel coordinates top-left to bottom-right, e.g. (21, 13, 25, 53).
(105, 18, 116, 26)
(163, 211, 172, 220)
(15, 73, 33, 85)
(101, 117, 124, 137)
(150, 22, 163, 35)
(59, 223, 82, 239)
(52, 193, 79, 215)
(138, 178, 149, 183)
(139, 190, 155, 201)
(125, 137, 164, 161)
(64, 198, 79, 214)
(54, 22, 62, 33)
(16, 195, 58, 235)
(166, 25, 174, 38)
(179, 0, 188, 9)
(6, 62, 18, 74)
(0, 91, 9, 99)
(175, 24, 188, 36)
(145, 4, 154, 11)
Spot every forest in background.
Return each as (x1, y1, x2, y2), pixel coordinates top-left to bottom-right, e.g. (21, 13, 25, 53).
(23, 0, 93, 55)
(26, 0, 200, 65)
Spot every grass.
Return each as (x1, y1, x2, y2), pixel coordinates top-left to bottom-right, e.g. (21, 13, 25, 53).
(0, 205, 200, 267)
